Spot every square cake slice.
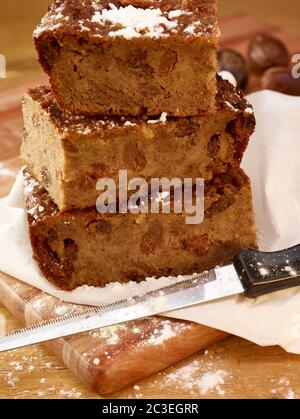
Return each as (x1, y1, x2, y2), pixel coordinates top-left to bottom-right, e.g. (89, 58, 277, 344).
(24, 168, 257, 291)
(21, 77, 255, 211)
(34, 0, 219, 116)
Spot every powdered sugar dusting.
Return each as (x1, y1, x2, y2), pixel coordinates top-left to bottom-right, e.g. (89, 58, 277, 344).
(91, 323, 126, 345)
(0, 342, 87, 398)
(183, 20, 201, 35)
(168, 10, 183, 19)
(271, 378, 296, 399)
(286, 388, 296, 399)
(218, 70, 237, 88)
(195, 370, 228, 395)
(146, 320, 177, 345)
(147, 112, 168, 124)
(244, 107, 254, 115)
(34, 2, 68, 37)
(124, 120, 137, 127)
(24, 170, 59, 223)
(91, 5, 178, 39)
(224, 101, 239, 112)
(34, 0, 218, 40)
(162, 358, 230, 396)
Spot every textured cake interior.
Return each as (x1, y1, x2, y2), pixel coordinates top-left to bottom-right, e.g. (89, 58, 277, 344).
(24, 168, 257, 291)
(34, 0, 219, 116)
(21, 78, 255, 211)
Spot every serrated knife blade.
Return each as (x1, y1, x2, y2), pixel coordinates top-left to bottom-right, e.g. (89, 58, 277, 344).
(1, 244, 300, 352)
(0, 265, 242, 352)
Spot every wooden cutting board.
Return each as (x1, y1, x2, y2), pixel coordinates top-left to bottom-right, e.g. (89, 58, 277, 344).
(0, 15, 300, 398)
(0, 274, 226, 396)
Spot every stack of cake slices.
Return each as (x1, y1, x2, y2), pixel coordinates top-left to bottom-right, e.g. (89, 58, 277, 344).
(21, 0, 257, 291)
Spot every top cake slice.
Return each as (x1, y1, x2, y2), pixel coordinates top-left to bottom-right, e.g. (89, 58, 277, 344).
(34, 0, 219, 116)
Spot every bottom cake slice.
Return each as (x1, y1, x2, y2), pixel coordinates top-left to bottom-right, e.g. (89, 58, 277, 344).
(24, 168, 257, 291)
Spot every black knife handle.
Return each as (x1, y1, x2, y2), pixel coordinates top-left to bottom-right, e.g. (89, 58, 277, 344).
(233, 244, 300, 298)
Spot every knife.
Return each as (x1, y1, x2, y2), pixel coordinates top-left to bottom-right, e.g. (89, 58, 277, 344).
(1, 244, 300, 352)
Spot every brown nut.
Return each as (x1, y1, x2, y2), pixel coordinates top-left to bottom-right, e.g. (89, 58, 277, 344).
(248, 34, 289, 73)
(261, 67, 300, 96)
(218, 49, 248, 89)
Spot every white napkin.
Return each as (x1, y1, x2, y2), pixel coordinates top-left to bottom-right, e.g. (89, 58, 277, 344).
(1, 90, 300, 353)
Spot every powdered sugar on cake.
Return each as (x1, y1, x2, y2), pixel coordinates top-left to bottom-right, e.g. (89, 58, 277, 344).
(91, 5, 179, 39)
(147, 112, 168, 124)
(34, 0, 219, 40)
(34, 2, 69, 36)
(184, 21, 201, 35)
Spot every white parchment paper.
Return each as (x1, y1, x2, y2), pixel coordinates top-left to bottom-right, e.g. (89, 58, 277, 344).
(1, 90, 300, 353)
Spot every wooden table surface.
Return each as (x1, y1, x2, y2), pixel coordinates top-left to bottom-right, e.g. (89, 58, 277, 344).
(0, 0, 300, 399)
